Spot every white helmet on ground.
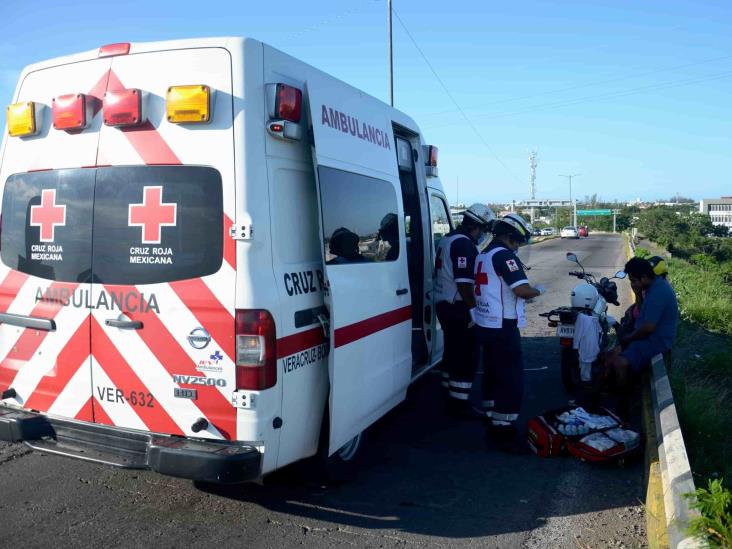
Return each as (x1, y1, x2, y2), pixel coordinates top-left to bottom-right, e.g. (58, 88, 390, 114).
(571, 283, 599, 310)
(462, 203, 496, 230)
(494, 213, 532, 243)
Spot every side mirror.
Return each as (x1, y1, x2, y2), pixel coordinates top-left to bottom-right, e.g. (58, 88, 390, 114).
(566, 252, 578, 263)
(615, 271, 627, 279)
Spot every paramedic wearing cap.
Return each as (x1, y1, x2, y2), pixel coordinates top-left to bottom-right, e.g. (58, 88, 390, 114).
(474, 213, 546, 452)
(434, 203, 495, 418)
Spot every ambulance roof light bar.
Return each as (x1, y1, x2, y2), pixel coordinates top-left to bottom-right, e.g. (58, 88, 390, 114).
(265, 83, 303, 142)
(423, 145, 438, 177)
(6, 102, 42, 138)
(103, 88, 146, 128)
(52, 93, 92, 131)
(98, 43, 130, 58)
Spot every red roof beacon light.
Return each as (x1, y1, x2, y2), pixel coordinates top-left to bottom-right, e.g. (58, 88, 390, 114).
(103, 88, 145, 127)
(52, 94, 91, 131)
(98, 43, 130, 58)
(423, 145, 439, 177)
(275, 84, 302, 123)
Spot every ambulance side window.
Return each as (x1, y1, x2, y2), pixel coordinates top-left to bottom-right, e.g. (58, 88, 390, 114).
(429, 194, 451, 251)
(1, 170, 95, 282)
(318, 166, 399, 264)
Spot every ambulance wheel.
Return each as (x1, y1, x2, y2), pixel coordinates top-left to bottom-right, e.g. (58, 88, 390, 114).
(314, 412, 365, 484)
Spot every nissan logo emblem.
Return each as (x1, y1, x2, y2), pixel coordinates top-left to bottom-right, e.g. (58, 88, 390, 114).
(187, 327, 211, 350)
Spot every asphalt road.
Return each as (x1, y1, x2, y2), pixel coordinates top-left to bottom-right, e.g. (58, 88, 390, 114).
(0, 234, 646, 548)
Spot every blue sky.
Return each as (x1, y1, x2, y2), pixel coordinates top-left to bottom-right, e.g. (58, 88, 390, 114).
(1, 0, 730, 204)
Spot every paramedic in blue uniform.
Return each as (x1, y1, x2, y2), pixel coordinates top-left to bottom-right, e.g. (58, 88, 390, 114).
(434, 203, 495, 418)
(473, 213, 546, 452)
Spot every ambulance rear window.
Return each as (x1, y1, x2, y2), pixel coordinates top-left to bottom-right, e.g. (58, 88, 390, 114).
(92, 166, 223, 285)
(1, 169, 95, 282)
(1, 166, 223, 284)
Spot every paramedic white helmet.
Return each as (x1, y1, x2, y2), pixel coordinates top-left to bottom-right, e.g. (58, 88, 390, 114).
(494, 213, 532, 243)
(571, 284, 599, 310)
(462, 203, 496, 231)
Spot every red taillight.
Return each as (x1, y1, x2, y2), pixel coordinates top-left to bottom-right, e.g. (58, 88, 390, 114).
(98, 43, 130, 58)
(275, 84, 302, 123)
(235, 309, 277, 390)
(428, 145, 438, 167)
(52, 94, 89, 131)
(560, 337, 573, 347)
(103, 88, 143, 127)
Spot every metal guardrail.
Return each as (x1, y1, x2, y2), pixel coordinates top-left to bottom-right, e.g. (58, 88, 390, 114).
(649, 354, 701, 549)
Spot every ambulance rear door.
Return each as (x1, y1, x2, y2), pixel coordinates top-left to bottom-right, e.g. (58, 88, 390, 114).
(87, 47, 238, 441)
(0, 57, 112, 422)
(305, 77, 412, 454)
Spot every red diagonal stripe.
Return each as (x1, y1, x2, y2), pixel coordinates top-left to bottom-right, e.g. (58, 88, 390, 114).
(91, 317, 183, 435)
(0, 282, 78, 392)
(121, 122, 182, 165)
(90, 397, 113, 425)
(104, 285, 235, 439)
(24, 316, 90, 413)
(334, 305, 412, 348)
(74, 397, 95, 422)
(168, 278, 235, 363)
(0, 270, 29, 313)
(223, 214, 235, 269)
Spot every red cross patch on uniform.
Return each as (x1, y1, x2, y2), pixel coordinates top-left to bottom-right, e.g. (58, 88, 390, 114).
(506, 259, 519, 272)
(457, 257, 467, 269)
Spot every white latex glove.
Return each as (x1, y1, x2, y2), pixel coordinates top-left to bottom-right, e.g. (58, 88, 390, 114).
(468, 307, 477, 328)
(534, 284, 547, 296)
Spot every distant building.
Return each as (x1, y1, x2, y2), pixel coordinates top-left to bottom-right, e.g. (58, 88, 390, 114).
(700, 197, 732, 230)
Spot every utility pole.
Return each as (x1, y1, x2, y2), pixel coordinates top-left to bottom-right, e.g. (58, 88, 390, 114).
(559, 174, 580, 226)
(388, 0, 393, 106)
(529, 151, 538, 223)
(612, 209, 620, 233)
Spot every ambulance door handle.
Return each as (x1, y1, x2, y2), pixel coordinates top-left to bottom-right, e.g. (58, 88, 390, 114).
(105, 318, 143, 330)
(396, 288, 409, 296)
(315, 313, 330, 338)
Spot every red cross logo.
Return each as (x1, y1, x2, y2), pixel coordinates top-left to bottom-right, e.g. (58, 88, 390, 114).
(30, 189, 67, 242)
(128, 186, 177, 244)
(474, 260, 489, 296)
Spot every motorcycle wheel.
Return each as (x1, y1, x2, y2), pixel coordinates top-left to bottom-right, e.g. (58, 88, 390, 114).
(560, 346, 581, 392)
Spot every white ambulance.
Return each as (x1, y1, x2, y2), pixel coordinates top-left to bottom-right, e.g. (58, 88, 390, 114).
(0, 37, 453, 483)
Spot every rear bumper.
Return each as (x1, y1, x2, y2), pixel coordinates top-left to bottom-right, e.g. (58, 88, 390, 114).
(0, 405, 260, 484)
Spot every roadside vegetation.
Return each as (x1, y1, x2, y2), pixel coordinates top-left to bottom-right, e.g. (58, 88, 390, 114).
(632, 207, 732, 546)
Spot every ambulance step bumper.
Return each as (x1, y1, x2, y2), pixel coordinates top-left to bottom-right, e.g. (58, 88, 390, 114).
(0, 406, 261, 484)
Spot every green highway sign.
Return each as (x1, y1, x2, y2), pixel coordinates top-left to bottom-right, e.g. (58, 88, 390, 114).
(577, 209, 612, 216)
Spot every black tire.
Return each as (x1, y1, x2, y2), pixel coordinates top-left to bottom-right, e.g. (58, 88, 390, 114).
(312, 409, 365, 485)
(560, 346, 581, 392)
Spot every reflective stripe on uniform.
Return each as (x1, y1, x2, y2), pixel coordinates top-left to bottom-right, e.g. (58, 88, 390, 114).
(491, 419, 511, 426)
(448, 391, 469, 400)
(492, 412, 519, 422)
(448, 380, 472, 389)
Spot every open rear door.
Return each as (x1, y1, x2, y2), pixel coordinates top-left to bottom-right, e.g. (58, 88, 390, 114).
(305, 78, 412, 454)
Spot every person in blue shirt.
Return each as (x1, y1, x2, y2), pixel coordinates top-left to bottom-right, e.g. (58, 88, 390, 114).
(605, 257, 678, 389)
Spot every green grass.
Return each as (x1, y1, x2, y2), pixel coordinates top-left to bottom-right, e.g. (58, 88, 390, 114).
(634, 245, 732, 542)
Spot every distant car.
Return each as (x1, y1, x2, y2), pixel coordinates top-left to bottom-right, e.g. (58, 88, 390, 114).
(578, 226, 588, 237)
(540, 228, 554, 236)
(560, 226, 579, 239)
(532, 229, 542, 237)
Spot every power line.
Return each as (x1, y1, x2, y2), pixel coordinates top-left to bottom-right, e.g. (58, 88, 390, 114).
(428, 53, 732, 117)
(391, 8, 523, 185)
(424, 69, 732, 129)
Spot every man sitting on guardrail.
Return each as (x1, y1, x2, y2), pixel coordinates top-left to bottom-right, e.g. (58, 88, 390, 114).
(603, 257, 678, 397)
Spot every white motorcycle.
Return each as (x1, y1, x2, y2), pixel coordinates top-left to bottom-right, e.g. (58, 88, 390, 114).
(539, 252, 626, 391)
